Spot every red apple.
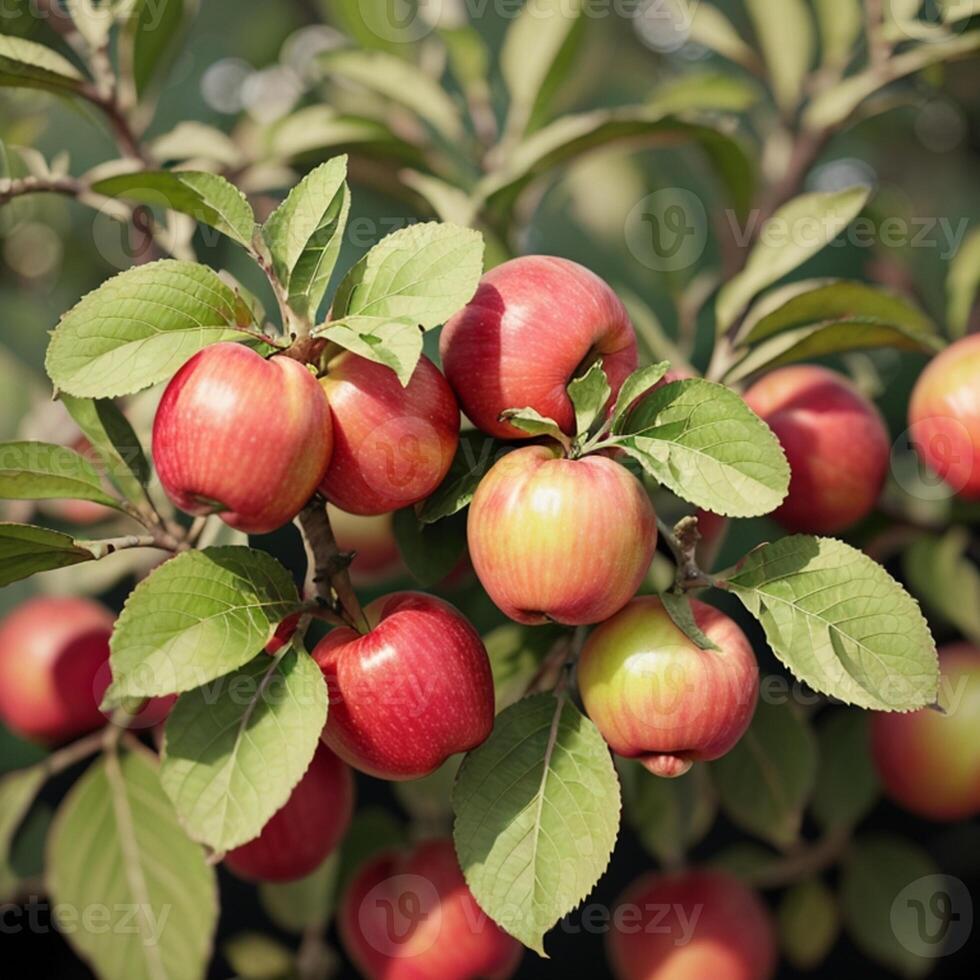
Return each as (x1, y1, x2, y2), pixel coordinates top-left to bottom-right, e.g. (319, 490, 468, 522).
(440, 256, 638, 440)
(870, 643, 980, 821)
(153, 342, 333, 534)
(318, 352, 459, 515)
(608, 869, 776, 980)
(908, 333, 980, 499)
(312, 592, 494, 780)
(224, 743, 354, 882)
(467, 445, 656, 625)
(744, 365, 890, 534)
(328, 504, 403, 585)
(339, 837, 522, 980)
(578, 596, 758, 777)
(0, 596, 113, 743)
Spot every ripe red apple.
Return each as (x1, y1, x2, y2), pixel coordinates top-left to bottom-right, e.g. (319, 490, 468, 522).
(440, 256, 638, 440)
(318, 352, 459, 515)
(224, 743, 354, 882)
(153, 342, 333, 534)
(578, 596, 758, 777)
(312, 592, 494, 780)
(339, 837, 522, 980)
(0, 596, 113, 743)
(744, 365, 890, 534)
(467, 445, 656, 625)
(908, 333, 980, 499)
(328, 504, 403, 585)
(608, 869, 776, 980)
(870, 643, 980, 821)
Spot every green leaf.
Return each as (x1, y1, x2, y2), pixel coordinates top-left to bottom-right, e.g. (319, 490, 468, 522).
(483, 623, 565, 713)
(779, 879, 840, 970)
(392, 508, 466, 588)
(91, 170, 256, 248)
(262, 156, 350, 320)
(942, 0, 980, 24)
(745, 0, 814, 112)
(46, 260, 258, 398)
(620, 379, 790, 518)
(715, 186, 872, 333)
(610, 362, 671, 433)
(105, 546, 299, 703)
(708, 841, 780, 879)
(619, 760, 716, 865)
(499, 407, 568, 443)
(334, 806, 406, 896)
(841, 835, 938, 977)
(316, 318, 422, 387)
(0, 35, 85, 94)
(686, 2, 763, 71)
(160, 646, 326, 852)
(814, 0, 863, 69)
(394, 756, 461, 826)
(0, 765, 46, 892)
(647, 72, 762, 114)
(128, 0, 196, 97)
(0, 441, 123, 510)
(223, 933, 294, 980)
(259, 853, 338, 933)
(903, 527, 980, 644)
(711, 700, 817, 848)
(332, 222, 484, 331)
(401, 170, 478, 226)
(453, 694, 620, 955)
(728, 536, 940, 711)
(150, 121, 243, 169)
(418, 431, 510, 524)
(47, 747, 218, 980)
(567, 360, 611, 438)
(811, 709, 880, 832)
(947, 225, 980, 337)
(659, 592, 722, 651)
(0, 523, 97, 586)
(2, 800, 51, 898)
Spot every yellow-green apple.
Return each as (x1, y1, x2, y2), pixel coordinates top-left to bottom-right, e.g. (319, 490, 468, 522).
(744, 365, 889, 534)
(578, 596, 758, 777)
(328, 504, 403, 585)
(908, 334, 980, 499)
(312, 593, 494, 780)
(339, 837, 522, 980)
(870, 643, 980, 821)
(440, 256, 638, 439)
(608, 870, 776, 980)
(319, 352, 459, 515)
(224, 743, 354, 882)
(153, 342, 333, 534)
(467, 445, 656, 625)
(0, 596, 113, 743)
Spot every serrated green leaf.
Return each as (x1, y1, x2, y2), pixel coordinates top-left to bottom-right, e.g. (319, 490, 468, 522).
(332, 222, 483, 331)
(659, 592, 722, 651)
(620, 379, 790, 517)
(45, 260, 258, 398)
(499, 407, 567, 442)
(262, 156, 350, 320)
(160, 646, 326, 852)
(105, 546, 299, 702)
(47, 748, 217, 980)
(0, 35, 85, 94)
(711, 700, 817, 848)
(0, 441, 123, 510)
(779, 879, 840, 970)
(947, 225, 980, 337)
(812, 709, 880, 831)
(392, 508, 466, 588)
(453, 694, 620, 955)
(418, 431, 510, 524)
(611, 362, 671, 432)
(715, 187, 871, 333)
(91, 170, 255, 248)
(259, 853, 338, 934)
(728, 536, 940, 710)
(815, 0, 863, 68)
(745, 0, 814, 112)
(0, 523, 96, 587)
(316, 318, 422, 386)
(567, 360, 611, 438)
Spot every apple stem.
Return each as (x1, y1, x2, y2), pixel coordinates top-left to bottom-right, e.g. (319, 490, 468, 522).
(738, 827, 851, 890)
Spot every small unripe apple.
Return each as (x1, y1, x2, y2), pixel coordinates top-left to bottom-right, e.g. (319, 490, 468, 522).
(440, 255, 638, 439)
(224, 744, 354, 882)
(0, 596, 113, 743)
(328, 504, 403, 585)
(313, 592, 494, 780)
(339, 837, 522, 980)
(870, 643, 980, 821)
(153, 342, 333, 534)
(319, 352, 459, 515)
(578, 596, 758, 777)
(608, 869, 776, 980)
(908, 333, 980, 499)
(467, 445, 656, 625)
(744, 365, 890, 534)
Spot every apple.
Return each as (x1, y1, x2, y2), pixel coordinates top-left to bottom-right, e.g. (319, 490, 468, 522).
(328, 504, 403, 585)
(608, 869, 776, 980)
(440, 255, 638, 440)
(467, 445, 656, 625)
(224, 743, 354, 882)
(339, 837, 522, 980)
(0, 596, 113, 743)
(312, 592, 494, 780)
(744, 365, 890, 534)
(908, 333, 980, 499)
(153, 342, 333, 534)
(319, 352, 459, 516)
(577, 596, 758, 777)
(870, 643, 980, 821)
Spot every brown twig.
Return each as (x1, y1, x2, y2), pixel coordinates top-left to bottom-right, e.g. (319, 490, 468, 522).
(0, 175, 84, 205)
(740, 829, 851, 890)
(658, 515, 723, 592)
